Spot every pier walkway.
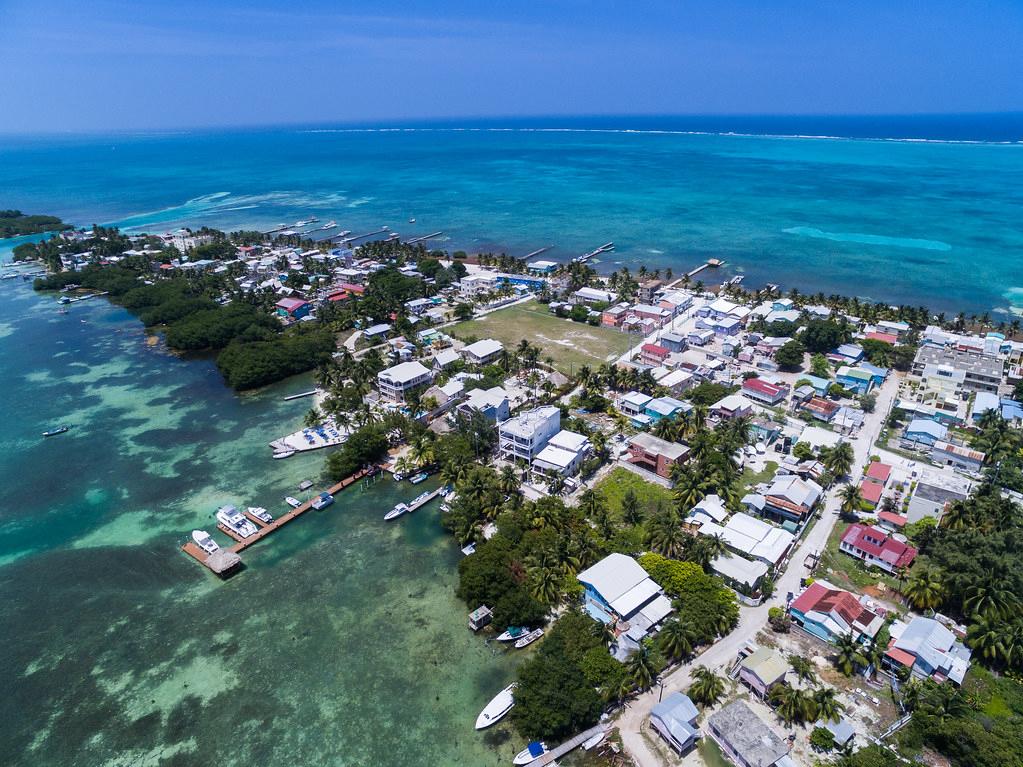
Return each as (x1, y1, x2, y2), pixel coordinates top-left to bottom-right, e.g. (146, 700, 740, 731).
(524, 724, 608, 766)
(181, 467, 374, 574)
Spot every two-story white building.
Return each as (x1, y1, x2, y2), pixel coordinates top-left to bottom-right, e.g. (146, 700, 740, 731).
(377, 361, 433, 402)
(498, 406, 561, 462)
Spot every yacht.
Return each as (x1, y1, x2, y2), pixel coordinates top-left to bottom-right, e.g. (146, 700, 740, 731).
(474, 683, 516, 730)
(321, 221, 337, 230)
(191, 530, 220, 555)
(216, 504, 258, 538)
(310, 492, 334, 510)
(247, 506, 273, 524)
(384, 502, 409, 521)
(513, 742, 548, 765)
(285, 496, 302, 508)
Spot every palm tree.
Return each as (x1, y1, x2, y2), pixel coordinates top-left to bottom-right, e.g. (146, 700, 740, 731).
(688, 666, 725, 707)
(498, 465, 520, 497)
(621, 487, 642, 526)
(579, 488, 606, 522)
(591, 619, 617, 650)
(967, 613, 1007, 664)
(626, 646, 656, 691)
(526, 550, 563, 605)
(769, 684, 813, 725)
(833, 632, 868, 676)
(646, 506, 686, 558)
(824, 440, 855, 479)
(838, 483, 861, 518)
(812, 687, 844, 723)
(658, 619, 696, 663)
(964, 582, 1020, 620)
(902, 568, 946, 611)
(788, 655, 817, 687)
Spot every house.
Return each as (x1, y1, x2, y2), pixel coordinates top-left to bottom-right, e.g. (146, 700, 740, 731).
(498, 406, 561, 461)
(688, 511, 795, 567)
(601, 303, 631, 328)
(619, 390, 654, 417)
(824, 719, 857, 750)
(571, 287, 616, 305)
(659, 332, 686, 353)
(912, 346, 1003, 394)
(377, 361, 433, 402)
(711, 394, 753, 420)
(903, 418, 948, 447)
(930, 440, 985, 474)
(885, 616, 971, 685)
(424, 380, 465, 416)
(688, 328, 715, 347)
(626, 433, 689, 479)
(527, 259, 558, 274)
(801, 374, 832, 397)
(799, 396, 840, 423)
(458, 387, 511, 422)
(711, 554, 770, 592)
(741, 377, 789, 406)
(708, 701, 790, 767)
(831, 343, 864, 363)
(405, 297, 433, 315)
(878, 319, 912, 338)
(858, 479, 883, 508)
(637, 279, 663, 303)
(532, 430, 591, 478)
(632, 303, 672, 327)
(738, 646, 789, 697)
(577, 553, 674, 648)
(746, 474, 822, 523)
(274, 297, 311, 319)
(650, 693, 701, 754)
(971, 391, 1001, 423)
(789, 580, 885, 645)
(644, 396, 690, 423)
(907, 470, 972, 523)
(865, 461, 892, 485)
(432, 348, 460, 371)
(839, 524, 917, 573)
(866, 330, 899, 345)
(750, 418, 782, 445)
(658, 369, 695, 395)
(461, 338, 504, 365)
(836, 365, 875, 394)
(363, 322, 392, 341)
(639, 343, 670, 366)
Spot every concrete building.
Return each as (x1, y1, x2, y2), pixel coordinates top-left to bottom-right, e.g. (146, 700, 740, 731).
(532, 430, 591, 478)
(461, 338, 504, 366)
(377, 361, 433, 402)
(708, 701, 790, 767)
(626, 433, 689, 478)
(906, 470, 972, 523)
(930, 440, 985, 474)
(571, 287, 616, 305)
(457, 386, 511, 422)
(912, 346, 1003, 394)
(498, 406, 561, 462)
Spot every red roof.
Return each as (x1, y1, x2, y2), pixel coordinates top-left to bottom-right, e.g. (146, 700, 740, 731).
(866, 331, 898, 345)
(641, 343, 669, 357)
(878, 511, 908, 528)
(790, 582, 881, 630)
(842, 524, 917, 569)
(865, 462, 892, 483)
(743, 377, 786, 397)
(858, 479, 883, 504)
(885, 641, 917, 668)
(340, 282, 365, 294)
(275, 297, 309, 311)
(327, 290, 350, 302)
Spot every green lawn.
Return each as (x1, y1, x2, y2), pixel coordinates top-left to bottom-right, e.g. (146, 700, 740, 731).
(449, 301, 637, 375)
(815, 519, 905, 594)
(594, 467, 675, 522)
(697, 737, 733, 767)
(739, 460, 778, 492)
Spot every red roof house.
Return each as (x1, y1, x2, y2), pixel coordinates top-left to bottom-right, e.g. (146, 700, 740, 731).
(840, 524, 916, 573)
(865, 461, 892, 484)
(741, 377, 790, 406)
(858, 479, 883, 507)
(789, 581, 885, 643)
(640, 343, 670, 365)
(866, 331, 899, 345)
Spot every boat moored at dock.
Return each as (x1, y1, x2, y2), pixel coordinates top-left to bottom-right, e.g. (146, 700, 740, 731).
(514, 628, 545, 649)
(310, 492, 334, 510)
(247, 506, 273, 524)
(191, 530, 220, 554)
(384, 502, 409, 521)
(513, 741, 548, 765)
(409, 471, 429, 484)
(475, 683, 516, 729)
(496, 626, 529, 642)
(216, 504, 259, 538)
(272, 450, 295, 459)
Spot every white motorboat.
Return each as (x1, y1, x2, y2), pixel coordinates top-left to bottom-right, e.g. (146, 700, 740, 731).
(191, 530, 219, 555)
(321, 220, 337, 229)
(285, 496, 302, 508)
(247, 506, 273, 524)
(384, 502, 409, 521)
(513, 742, 548, 765)
(514, 628, 545, 649)
(496, 626, 529, 642)
(216, 504, 258, 538)
(474, 683, 516, 730)
(311, 492, 334, 510)
(582, 729, 607, 750)
(272, 450, 295, 460)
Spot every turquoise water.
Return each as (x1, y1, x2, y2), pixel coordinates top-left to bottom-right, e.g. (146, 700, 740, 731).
(2, 121, 1023, 314)
(0, 257, 523, 766)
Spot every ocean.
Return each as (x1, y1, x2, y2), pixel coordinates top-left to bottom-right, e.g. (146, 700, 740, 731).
(2, 114, 1023, 314)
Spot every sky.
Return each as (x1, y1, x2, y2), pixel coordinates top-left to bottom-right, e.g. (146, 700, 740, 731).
(0, 0, 1022, 133)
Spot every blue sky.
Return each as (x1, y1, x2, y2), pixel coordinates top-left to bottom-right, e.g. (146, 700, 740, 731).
(1, 0, 1021, 132)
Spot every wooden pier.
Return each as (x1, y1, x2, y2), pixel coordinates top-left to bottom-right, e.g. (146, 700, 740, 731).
(572, 242, 614, 264)
(523, 246, 554, 259)
(340, 227, 390, 243)
(406, 231, 443, 244)
(282, 389, 319, 401)
(524, 724, 609, 766)
(180, 467, 374, 575)
(405, 487, 443, 514)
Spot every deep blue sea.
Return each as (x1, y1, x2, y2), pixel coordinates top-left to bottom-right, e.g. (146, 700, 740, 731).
(3, 114, 1023, 314)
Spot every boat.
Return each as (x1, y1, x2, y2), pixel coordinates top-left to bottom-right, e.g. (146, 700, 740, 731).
(247, 506, 273, 524)
(310, 492, 334, 510)
(295, 217, 318, 226)
(41, 425, 70, 437)
(582, 729, 607, 750)
(392, 471, 405, 482)
(514, 628, 545, 649)
(285, 496, 302, 508)
(321, 220, 337, 230)
(272, 450, 295, 460)
(408, 217, 416, 223)
(409, 471, 429, 485)
(216, 504, 259, 538)
(409, 490, 432, 509)
(191, 530, 220, 555)
(58, 296, 71, 304)
(384, 502, 409, 521)
(496, 626, 529, 642)
(474, 683, 516, 730)
(298, 479, 315, 492)
(513, 742, 548, 765)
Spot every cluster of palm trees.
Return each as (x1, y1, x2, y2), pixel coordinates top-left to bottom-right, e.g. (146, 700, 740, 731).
(578, 362, 660, 398)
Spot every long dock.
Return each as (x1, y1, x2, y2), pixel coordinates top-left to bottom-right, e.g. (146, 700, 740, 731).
(524, 724, 608, 766)
(406, 487, 442, 514)
(180, 467, 374, 574)
(282, 389, 319, 401)
(340, 227, 390, 243)
(572, 242, 614, 264)
(523, 246, 554, 259)
(406, 231, 443, 244)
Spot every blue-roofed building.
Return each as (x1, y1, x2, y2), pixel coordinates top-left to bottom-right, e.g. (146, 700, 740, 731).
(650, 693, 701, 754)
(644, 396, 691, 423)
(1002, 398, 1023, 424)
(495, 273, 547, 291)
(904, 418, 948, 447)
(659, 331, 686, 353)
(831, 343, 864, 363)
(801, 374, 831, 396)
(971, 391, 1000, 423)
(859, 362, 890, 384)
(836, 365, 875, 394)
(884, 616, 971, 685)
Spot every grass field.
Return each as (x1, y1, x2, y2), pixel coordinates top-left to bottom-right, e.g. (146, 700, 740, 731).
(449, 301, 637, 375)
(595, 467, 675, 521)
(815, 519, 905, 594)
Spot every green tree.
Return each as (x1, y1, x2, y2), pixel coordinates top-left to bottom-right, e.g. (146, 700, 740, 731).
(657, 619, 696, 663)
(833, 632, 868, 676)
(625, 645, 656, 691)
(774, 339, 805, 370)
(688, 665, 724, 707)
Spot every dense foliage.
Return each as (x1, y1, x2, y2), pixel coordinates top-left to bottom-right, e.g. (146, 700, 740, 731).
(638, 554, 739, 642)
(325, 424, 392, 480)
(217, 326, 335, 390)
(0, 209, 69, 238)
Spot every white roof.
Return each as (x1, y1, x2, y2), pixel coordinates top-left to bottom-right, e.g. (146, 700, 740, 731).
(798, 425, 842, 450)
(464, 386, 508, 410)
(638, 594, 674, 625)
(692, 512, 794, 565)
(712, 394, 750, 413)
(548, 430, 589, 453)
(462, 338, 504, 359)
(660, 369, 693, 388)
(712, 554, 768, 587)
(439, 380, 465, 398)
(433, 349, 460, 368)
(533, 444, 578, 470)
(578, 553, 656, 612)
(692, 494, 729, 523)
(574, 287, 616, 302)
(379, 361, 431, 384)
(612, 578, 663, 617)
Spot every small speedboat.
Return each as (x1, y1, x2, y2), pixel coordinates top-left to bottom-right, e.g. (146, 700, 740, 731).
(408, 217, 416, 223)
(582, 729, 607, 750)
(311, 492, 334, 510)
(216, 504, 259, 538)
(409, 471, 429, 485)
(42, 425, 70, 437)
(384, 502, 409, 521)
(191, 530, 220, 555)
(272, 450, 295, 460)
(247, 507, 273, 524)
(392, 471, 405, 482)
(321, 221, 337, 230)
(475, 683, 516, 730)
(513, 742, 548, 765)
(496, 627, 529, 642)
(285, 496, 302, 508)
(514, 628, 545, 649)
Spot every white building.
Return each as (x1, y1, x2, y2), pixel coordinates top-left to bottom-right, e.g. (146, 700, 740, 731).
(688, 510, 795, 567)
(571, 287, 616, 305)
(377, 361, 433, 401)
(461, 338, 504, 365)
(498, 406, 561, 461)
(532, 430, 592, 478)
(459, 271, 499, 297)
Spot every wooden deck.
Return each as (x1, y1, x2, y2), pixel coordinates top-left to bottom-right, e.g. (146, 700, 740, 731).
(180, 467, 373, 574)
(524, 724, 609, 766)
